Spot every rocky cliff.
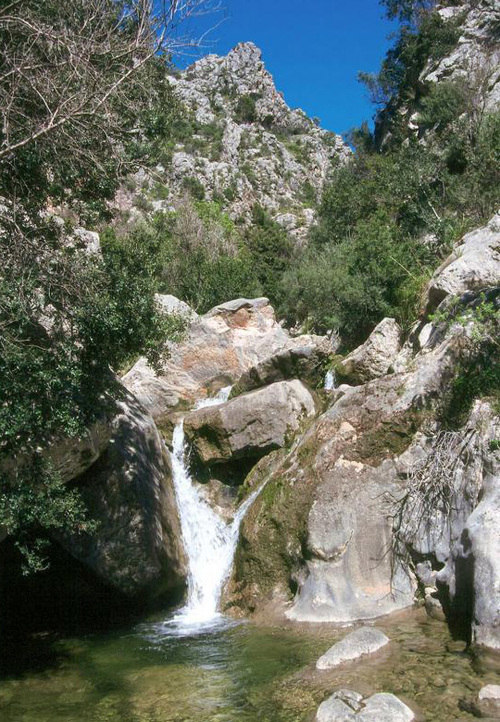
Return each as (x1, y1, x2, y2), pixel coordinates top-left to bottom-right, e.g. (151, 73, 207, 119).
(114, 42, 349, 241)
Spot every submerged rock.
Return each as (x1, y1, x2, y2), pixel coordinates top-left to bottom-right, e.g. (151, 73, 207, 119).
(316, 627, 390, 669)
(315, 690, 414, 722)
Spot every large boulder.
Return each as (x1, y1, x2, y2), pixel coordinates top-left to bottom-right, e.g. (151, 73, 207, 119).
(57, 389, 185, 600)
(426, 210, 500, 312)
(338, 318, 401, 384)
(123, 298, 308, 420)
(285, 455, 415, 623)
(232, 337, 332, 395)
(184, 380, 316, 466)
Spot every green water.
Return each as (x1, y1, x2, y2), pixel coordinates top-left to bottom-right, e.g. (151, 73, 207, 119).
(0, 610, 498, 722)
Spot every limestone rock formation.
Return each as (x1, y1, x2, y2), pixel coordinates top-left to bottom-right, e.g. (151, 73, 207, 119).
(228, 215, 500, 638)
(421, 2, 500, 114)
(427, 210, 500, 312)
(232, 337, 332, 395)
(123, 297, 329, 422)
(316, 627, 390, 670)
(339, 318, 401, 384)
(449, 449, 500, 650)
(114, 42, 349, 240)
(56, 389, 185, 600)
(184, 380, 316, 466)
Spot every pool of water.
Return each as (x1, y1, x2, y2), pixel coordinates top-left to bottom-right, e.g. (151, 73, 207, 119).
(0, 609, 498, 722)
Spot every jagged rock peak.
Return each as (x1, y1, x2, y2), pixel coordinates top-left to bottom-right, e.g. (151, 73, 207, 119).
(117, 43, 349, 241)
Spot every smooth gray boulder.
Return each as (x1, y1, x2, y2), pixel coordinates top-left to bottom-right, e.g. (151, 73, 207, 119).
(315, 691, 414, 722)
(57, 390, 185, 599)
(232, 338, 332, 395)
(427, 210, 500, 312)
(155, 293, 198, 321)
(316, 690, 362, 721)
(339, 318, 401, 384)
(286, 457, 415, 623)
(316, 627, 390, 669)
(184, 380, 316, 466)
(358, 693, 414, 721)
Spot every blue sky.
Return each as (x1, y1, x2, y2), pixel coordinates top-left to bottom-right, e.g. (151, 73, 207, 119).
(175, 0, 398, 135)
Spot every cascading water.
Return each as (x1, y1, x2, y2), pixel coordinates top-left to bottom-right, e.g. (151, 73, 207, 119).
(324, 369, 336, 391)
(166, 387, 262, 634)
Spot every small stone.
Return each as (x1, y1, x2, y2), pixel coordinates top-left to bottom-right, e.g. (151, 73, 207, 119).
(315, 690, 362, 722)
(479, 684, 500, 704)
(316, 627, 390, 670)
(358, 693, 415, 721)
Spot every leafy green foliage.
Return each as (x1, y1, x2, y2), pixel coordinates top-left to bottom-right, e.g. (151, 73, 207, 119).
(360, 9, 462, 145)
(438, 296, 500, 427)
(0, 459, 98, 574)
(245, 205, 294, 306)
(280, 95, 500, 345)
(417, 79, 470, 133)
(381, 0, 438, 23)
(182, 176, 206, 200)
(234, 95, 257, 123)
(116, 201, 262, 314)
(280, 211, 430, 342)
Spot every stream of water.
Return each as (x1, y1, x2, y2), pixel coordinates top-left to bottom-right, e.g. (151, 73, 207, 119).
(324, 370, 336, 391)
(1, 386, 498, 721)
(163, 387, 262, 636)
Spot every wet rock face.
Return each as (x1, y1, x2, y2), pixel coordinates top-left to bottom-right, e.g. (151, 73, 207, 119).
(230, 327, 464, 621)
(184, 380, 316, 466)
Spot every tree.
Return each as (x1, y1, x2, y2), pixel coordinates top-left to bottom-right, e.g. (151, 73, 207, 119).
(0, 0, 216, 571)
(0, 0, 218, 212)
(381, 0, 438, 24)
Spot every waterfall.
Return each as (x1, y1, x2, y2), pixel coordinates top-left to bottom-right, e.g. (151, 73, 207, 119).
(324, 369, 336, 391)
(167, 387, 262, 632)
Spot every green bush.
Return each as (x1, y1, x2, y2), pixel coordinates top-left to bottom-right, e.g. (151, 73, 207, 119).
(280, 210, 431, 344)
(182, 176, 206, 200)
(244, 205, 294, 305)
(418, 79, 469, 133)
(234, 95, 257, 123)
